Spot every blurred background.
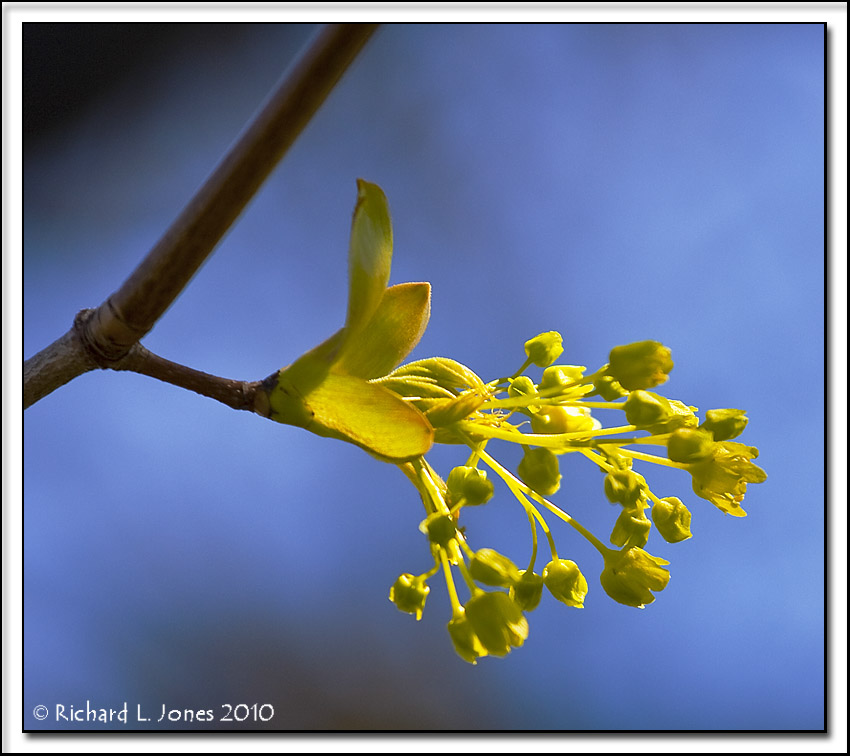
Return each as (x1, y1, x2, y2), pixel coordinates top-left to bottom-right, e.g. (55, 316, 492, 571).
(23, 22, 824, 730)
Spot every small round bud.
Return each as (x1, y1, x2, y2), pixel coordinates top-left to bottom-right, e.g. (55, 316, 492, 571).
(531, 405, 596, 434)
(593, 375, 629, 401)
(667, 427, 717, 464)
(539, 365, 585, 390)
(517, 447, 561, 496)
(610, 506, 651, 549)
(530, 406, 567, 434)
(511, 570, 544, 611)
(447, 612, 488, 664)
(700, 408, 749, 441)
(600, 547, 670, 608)
(651, 497, 693, 543)
(421, 512, 457, 547)
(607, 341, 673, 391)
(446, 465, 494, 507)
(464, 591, 528, 657)
(624, 390, 669, 428)
(469, 548, 522, 587)
(603, 468, 647, 508)
(624, 391, 698, 434)
(389, 573, 430, 620)
(524, 331, 564, 368)
(508, 375, 537, 399)
(542, 559, 588, 608)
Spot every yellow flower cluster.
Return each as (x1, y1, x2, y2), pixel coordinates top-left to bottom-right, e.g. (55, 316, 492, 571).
(263, 181, 766, 664)
(383, 336, 763, 662)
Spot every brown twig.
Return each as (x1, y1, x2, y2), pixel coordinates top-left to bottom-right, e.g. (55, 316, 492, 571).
(24, 23, 378, 409)
(112, 339, 264, 414)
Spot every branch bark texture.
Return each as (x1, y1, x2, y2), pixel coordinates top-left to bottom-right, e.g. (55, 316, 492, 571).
(24, 23, 378, 409)
(113, 341, 264, 413)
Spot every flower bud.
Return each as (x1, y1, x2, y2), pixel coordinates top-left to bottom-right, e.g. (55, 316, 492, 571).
(700, 408, 749, 441)
(667, 427, 717, 464)
(447, 612, 488, 664)
(469, 548, 522, 587)
(377, 374, 456, 401)
(524, 331, 564, 368)
(511, 570, 544, 611)
(464, 591, 528, 657)
(425, 391, 485, 428)
(651, 497, 693, 543)
(508, 375, 537, 399)
(539, 365, 586, 390)
(592, 375, 629, 401)
(624, 390, 668, 427)
(389, 357, 485, 393)
(517, 447, 561, 496)
(662, 399, 700, 432)
(603, 468, 647, 508)
(624, 391, 698, 434)
(420, 512, 457, 547)
(600, 547, 670, 608)
(446, 465, 494, 507)
(598, 445, 633, 471)
(531, 405, 596, 434)
(542, 559, 588, 608)
(688, 441, 766, 517)
(389, 573, 430, 620)
(606, 341, 673, 391)
(610, 506, 652, 548)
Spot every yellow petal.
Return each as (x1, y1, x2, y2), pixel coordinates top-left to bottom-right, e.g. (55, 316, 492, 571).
(300, 371, 434, 462)
(266, 181, 434, 462)
(268, 367, 433, 462)
(345, 179, 393, 340)
(334, 282, 431, 379)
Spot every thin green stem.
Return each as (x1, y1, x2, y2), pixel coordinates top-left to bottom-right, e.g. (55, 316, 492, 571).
(578, 447, 615, 471)
(476, 449, 561, 559)
(565, 435, 671, 448)
(510, 357, 534, 379)
(503, 470, 558, 560)
(562, 401, 627, 409)
(477, 448, 610, 557)
(397, 461, 430, 512)
(458, 538, 476, 561)
(411, 457, 452, 515)
(537, 499, 611, 556)
(422, 562, 441, 579)
(478, 383, 593, 410)
(454, 552, 478, 595)
(440, 549, 463, 615)
(525, 507, 539, 572)
(458, 421, 639, 450)
(464, 439, 489, 467)
(621, 448, 690, 469)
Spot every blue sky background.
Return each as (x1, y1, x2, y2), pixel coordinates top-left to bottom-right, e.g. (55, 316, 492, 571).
(22, 22, 825, 731)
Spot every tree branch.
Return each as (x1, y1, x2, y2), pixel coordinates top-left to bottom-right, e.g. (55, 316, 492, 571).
(24, 23, 378, 409)
(22, 314, 98, 408)
(112, 339, 266, 415)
